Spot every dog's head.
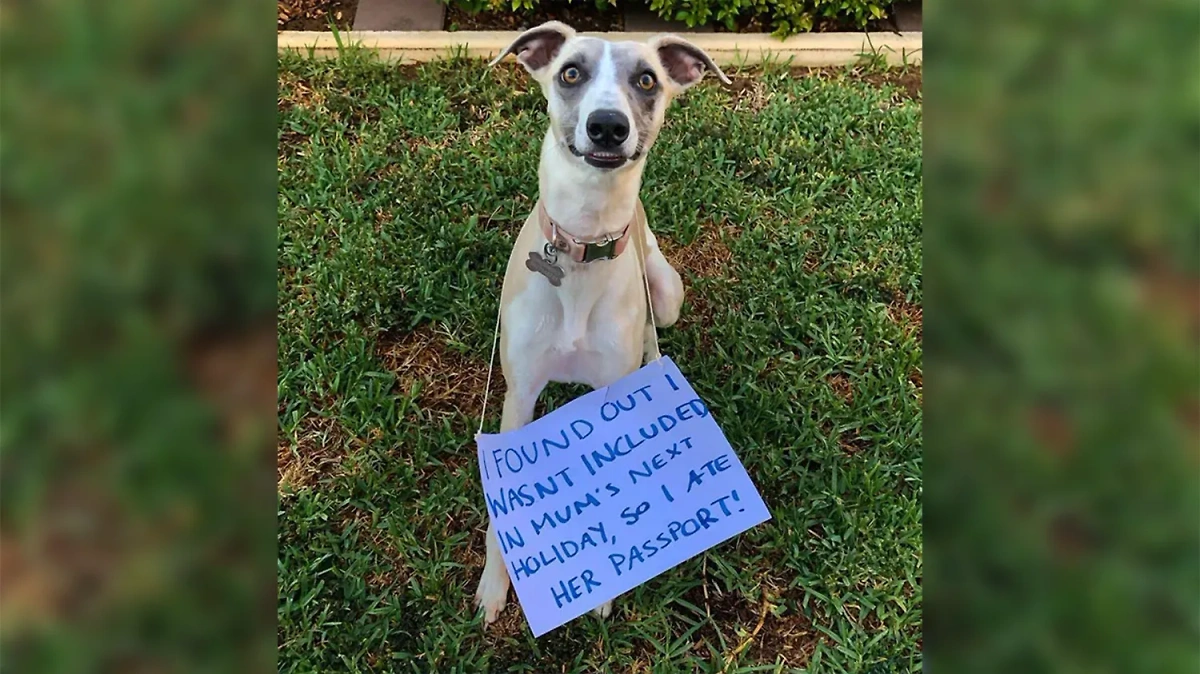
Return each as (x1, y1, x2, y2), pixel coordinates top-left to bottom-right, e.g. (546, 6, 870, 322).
(490, 21, 729, 172)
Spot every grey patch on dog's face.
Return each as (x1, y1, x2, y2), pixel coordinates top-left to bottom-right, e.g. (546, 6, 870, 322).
(544, 38, 674, 169)
(545, 40, 603, 154)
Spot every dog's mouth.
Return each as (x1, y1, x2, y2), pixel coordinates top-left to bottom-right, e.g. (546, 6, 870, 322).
(583, 151, 626, 169)
(568, 143, 641, 170)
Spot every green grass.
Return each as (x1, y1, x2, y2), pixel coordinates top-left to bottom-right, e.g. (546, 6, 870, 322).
(277, 49, 922, 673)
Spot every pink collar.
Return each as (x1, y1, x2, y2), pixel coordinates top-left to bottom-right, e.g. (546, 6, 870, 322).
(538, 201, 633, 263)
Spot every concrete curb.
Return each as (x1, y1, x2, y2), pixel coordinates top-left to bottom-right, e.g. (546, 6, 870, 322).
(278, 30, 922, 66)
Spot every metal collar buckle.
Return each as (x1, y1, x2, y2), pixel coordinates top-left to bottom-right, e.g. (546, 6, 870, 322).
(581, 235, 618, 262)
(549, 223, 619, 263)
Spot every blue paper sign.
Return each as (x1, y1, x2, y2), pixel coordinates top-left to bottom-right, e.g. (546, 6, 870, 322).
(476, 357, 771, 637)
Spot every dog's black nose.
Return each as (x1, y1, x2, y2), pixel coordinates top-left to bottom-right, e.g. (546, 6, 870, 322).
(586, 110, 630, 149)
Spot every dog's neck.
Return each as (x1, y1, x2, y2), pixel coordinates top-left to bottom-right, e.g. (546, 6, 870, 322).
(538, 129, 644, 239)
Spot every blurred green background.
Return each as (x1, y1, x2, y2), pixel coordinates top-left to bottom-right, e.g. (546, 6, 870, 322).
(1, 1, 277, 672)
(1, 0, 1196, 671)
(925, 0, 1199, 671)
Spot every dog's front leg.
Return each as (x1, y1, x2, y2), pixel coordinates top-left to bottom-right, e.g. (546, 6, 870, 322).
(475, 376, 544, 626)
(642, 317, 661, 363)
(476, 521, 511, 626)
(643, 229, 684, 329)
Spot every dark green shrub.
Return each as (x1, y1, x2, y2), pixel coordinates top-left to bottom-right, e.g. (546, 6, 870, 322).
(453, 0, 892, 37)
(652, 0, 887, 34)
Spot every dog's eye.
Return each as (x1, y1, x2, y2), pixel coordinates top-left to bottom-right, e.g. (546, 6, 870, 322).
(561, 66, 581, 84)
(637, 72, 656, 91)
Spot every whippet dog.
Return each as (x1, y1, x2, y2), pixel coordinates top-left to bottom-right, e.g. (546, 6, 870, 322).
(476, 21, 730, 627)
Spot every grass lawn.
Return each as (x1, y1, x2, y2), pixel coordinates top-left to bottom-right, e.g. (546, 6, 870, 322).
(277, 49, 923, 673)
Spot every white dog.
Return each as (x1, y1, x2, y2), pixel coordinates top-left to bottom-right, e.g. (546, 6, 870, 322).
(476, 21, 730, 626)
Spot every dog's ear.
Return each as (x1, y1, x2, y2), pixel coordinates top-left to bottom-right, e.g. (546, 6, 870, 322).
(649, 35, 731, 89)
(489, 21, 576, 74)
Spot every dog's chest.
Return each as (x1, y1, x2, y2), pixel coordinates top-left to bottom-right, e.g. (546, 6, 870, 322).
(512, 266, 644, 387)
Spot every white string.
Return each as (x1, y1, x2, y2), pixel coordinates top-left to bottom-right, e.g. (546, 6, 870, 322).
(477, 298, 503, 436)
(634, 205, 664, 365)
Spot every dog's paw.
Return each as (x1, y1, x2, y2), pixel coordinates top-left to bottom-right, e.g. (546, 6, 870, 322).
(591, 600, 613, 619)
(474, 569, 510, 626)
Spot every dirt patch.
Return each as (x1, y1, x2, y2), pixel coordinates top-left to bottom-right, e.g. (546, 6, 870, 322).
(279, 130, 308, 158)
(279, 0, 355, 31)
(188, 324, 278, 450)
(1138, 256, 1200, 338)
(324, 93, 385, 133)
(278, 414, 348, 491)
(684, 291, 716, 326)
(1028, 405, 1075, 458)
(727, 76, 773, 113)
(0, 534, 55, 634)
(1180, 398, 1200, 439)
(817, 419, 867, 456)
(860, 67, 922, 101)
(445, 1, 622, 32)
(278, 72, 326, 113)
(751, 606, 818, 667)
(675, 291, 732, 355)
(682, 295, 711, 344)
(790, 66, 923, 102)
(376, 325, 503, 419)
(839, 432, 867, 455)
(455, 541, 486, 575)
(1048, 510, 1098, 562)
(802, 250, 822, 274)
(661, 224, 738, 280)
(827, 374, 854, 403)
(364, 562, 406, 591)
(645, 588, 820, 669)
(0, 483, 171, 640)
(656, 222, 741, 342)
(886, 291, 923, 340)
(483, 604, 527, 641)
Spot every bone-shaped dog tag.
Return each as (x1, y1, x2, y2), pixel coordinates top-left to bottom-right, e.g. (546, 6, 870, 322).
(526, 251, 564, 286)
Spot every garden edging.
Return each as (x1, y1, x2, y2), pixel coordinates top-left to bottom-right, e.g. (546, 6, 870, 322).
(278, 30, 922, 66)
